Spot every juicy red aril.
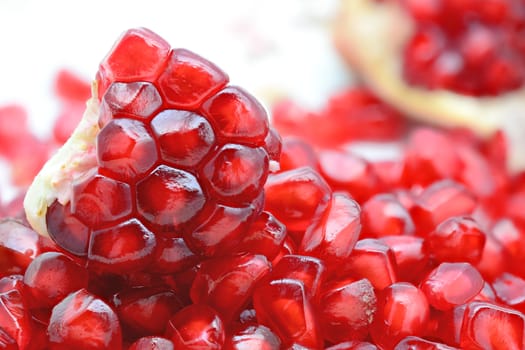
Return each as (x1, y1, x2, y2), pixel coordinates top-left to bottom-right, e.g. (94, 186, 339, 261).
(165, 304, 225, 350)
(341, 239, 398, 290)
(148, 236, 199, 274)
(460, 301, 525, 349)
(253, 278, 322, 348)
(112, 287, 182, 338)
(279, 137, 318, 173)
(400, 1, 525, 96)
(420, 262, 484, 310)
(300, 193, 361, 267)
(270, 254, 326, 300)
(0, 219, 43, 275)
(319, 277, 377, 343)
(190, 253, 270, 323)
(394, 336, 458, 350)
(317, 150, 380, 203)
(410, 180, 477, 235)
(0, 289, 31, 350)
(23, 252, 88, 309)
(224, 324, 281, 350)
(361, 194, 415, 238)
(423, 216, 486, 264)
(47, 289, 122, 350)
(370, 282, 430, 349)
(492, 273, 525, 314)
(264, 166, 332, 234)
(128, 337, 174, 350)
(380, 235, 429, 283)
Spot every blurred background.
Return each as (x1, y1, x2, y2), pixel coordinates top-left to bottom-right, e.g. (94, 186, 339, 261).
(0, 0, 351, 138)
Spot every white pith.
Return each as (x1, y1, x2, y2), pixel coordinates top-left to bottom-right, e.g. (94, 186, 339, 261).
(23, 82, 100, 237)
(334, 0, 525, 172)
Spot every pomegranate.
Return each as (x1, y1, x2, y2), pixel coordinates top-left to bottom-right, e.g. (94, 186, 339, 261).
(0, 23, 517, 349)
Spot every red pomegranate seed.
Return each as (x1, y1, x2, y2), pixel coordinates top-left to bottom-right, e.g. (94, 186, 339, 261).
(394, 335, 458, 349)
(420, 262, 484, 310)
(279, 137, 318, 173)
(128, 337, 174, 350)
(492, 273, 525, 313)
(190, 253, 270, 323)
(54, 69, 91, 103)
(411, 180, 477, 235)
(401, 128, 460, 187)
(423, 216, 486, 264)
(0, 219, 43, 276)
(325, 341, 379, 350)
(46, 201, 90, 256)
(252, 278, 322, 349)
(23, 252, 88, 309)
(370, 282, 430, 349)
(460, 301, 525, 349)
(270, 254, 325, 300)
(97, 28, 170, 98)
(0, 289, 31, 350)
(361, 194, 415, 238)
(0, 105, 32, 160)
(264, 167, 332, 234)
(490, 218, 525, 274)
(47, 288, 122, 350)
(234, 211, 287, 260)
(317, 150, 380, 203)
(379, 235, 429, 283)
(223, 324, 281, 350)
(342, 239, 398, 290)
(148, 236, 199, 274)
(263, 127, 282, 166)
(112, 286, 182, 338)
(320, 277, 377, 343)
(99, 81, 163, 128)
(300, 193, 361, 267)
(165, 304, 225, 350)
(0, 327, 17, 350)
(475, 227, 509, 281)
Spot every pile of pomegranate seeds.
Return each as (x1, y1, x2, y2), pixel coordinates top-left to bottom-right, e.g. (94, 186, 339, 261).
(0, 26, 524, 349)
(398, 0, 525, 96)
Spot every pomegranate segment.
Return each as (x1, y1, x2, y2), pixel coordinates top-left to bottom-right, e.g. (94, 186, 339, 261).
(47, 289, 122, 350)
(165, 304, 225, 350)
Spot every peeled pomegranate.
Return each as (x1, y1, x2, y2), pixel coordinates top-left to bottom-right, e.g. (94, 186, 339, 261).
(0, 22, 518, 349)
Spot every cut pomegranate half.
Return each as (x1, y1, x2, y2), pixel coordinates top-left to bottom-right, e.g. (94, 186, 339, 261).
(23, 27, 279, 273)
(334, 0, 525, 172)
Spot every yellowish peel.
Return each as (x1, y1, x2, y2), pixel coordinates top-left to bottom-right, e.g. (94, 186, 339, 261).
(334, 0, 525, 172)
(23, 82, 100, 237)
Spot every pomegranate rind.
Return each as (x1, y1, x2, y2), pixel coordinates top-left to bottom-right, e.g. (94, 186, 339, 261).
(334, 0, 525, 172)
(24, 83, 100, 237)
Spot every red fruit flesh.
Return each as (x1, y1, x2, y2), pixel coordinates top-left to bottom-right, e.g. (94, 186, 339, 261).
(128, 337, 174, 350)
(400, 0, 525, 96)
(47, 289, 122, 350)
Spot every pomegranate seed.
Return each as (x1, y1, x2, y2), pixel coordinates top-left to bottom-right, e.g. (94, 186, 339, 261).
(460, 301, 525, 349)
(420, 262, 484, 310)
(234, 211, 287, 260)
(113, 287, 182, 338)
(253, 278, 322, 349)
(342, 239, 398, 290)
(492, 273, 525, 313)
(264, 167, 332, 234)
(411, 180, 477, 235)
(475, 227, 509, 281)
(165, 304, 225, 350)
(325, 341, 379, 350)
(54, 69, 91, 103)
(190, 253, 270, 323)
(223, 324, 281, 350)
(0, 220, 42, 275)
(361, 194, 415, 238)
(270, 254, 325, 300)
(320, 278, 377, 343)
(0, 289, 31, 350)
(379, 235, 430, 283)
(423, 216, 486, 264)
(394, 335, 458, 349)
(148, 236, 199, 274)
(47, 289, 122, 350)
(317, 150, 380, 203)
(300, 193, 361, 267)
(279, 137, 318, 172)
(23, 252, 88, 309)
(128, 337, 174, 350)
(370, 282, 430, 349)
